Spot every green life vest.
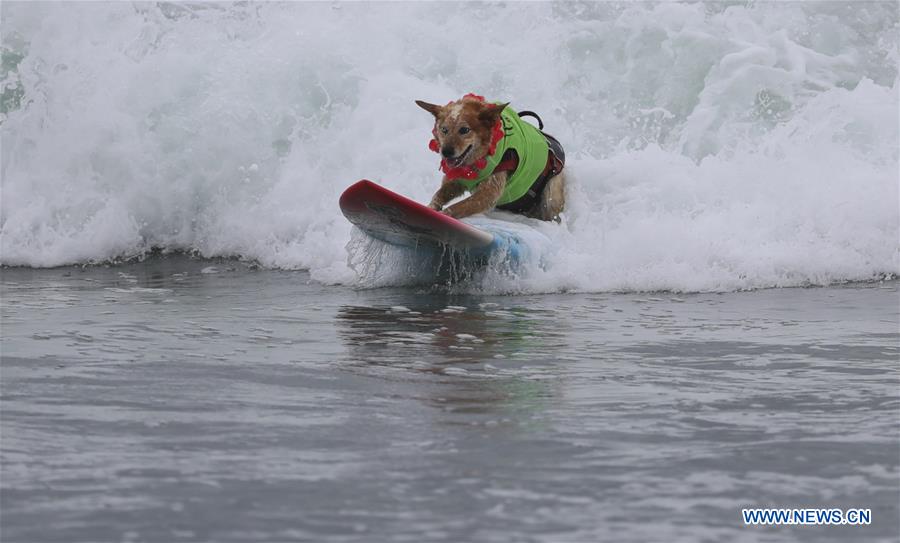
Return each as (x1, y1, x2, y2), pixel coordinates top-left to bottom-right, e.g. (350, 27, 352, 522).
(456, 108, 549, 205)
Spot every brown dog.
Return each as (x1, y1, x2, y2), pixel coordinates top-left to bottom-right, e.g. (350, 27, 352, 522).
(416, 94, 565, 222)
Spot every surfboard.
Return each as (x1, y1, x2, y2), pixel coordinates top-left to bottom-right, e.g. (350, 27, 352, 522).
(340, 180, 542, 279)
(340, 179, 496, 252)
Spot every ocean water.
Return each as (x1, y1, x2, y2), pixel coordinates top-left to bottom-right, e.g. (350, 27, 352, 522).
(2, 3, 900, 542)
(1, 1, 897, 291)
(1, 258, 898, 542)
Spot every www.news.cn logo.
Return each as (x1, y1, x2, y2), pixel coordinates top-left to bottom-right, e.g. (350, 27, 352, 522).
(742, 508, 871, 526)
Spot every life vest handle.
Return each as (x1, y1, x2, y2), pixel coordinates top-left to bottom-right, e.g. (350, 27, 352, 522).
(517, 110, 544, 130)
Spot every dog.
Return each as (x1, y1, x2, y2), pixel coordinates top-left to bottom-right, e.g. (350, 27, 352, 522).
(415, 93, 566, 222)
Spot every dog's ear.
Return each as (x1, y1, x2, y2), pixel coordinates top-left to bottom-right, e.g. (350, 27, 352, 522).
(478, 102, 508, 126)
(415, 100, 443, 118)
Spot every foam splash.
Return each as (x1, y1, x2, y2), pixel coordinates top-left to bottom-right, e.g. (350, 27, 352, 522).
(1, 2, 897, 292)
(346, 216, 554, 292)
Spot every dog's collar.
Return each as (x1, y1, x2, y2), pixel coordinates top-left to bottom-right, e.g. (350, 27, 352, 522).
(428, 94, 505, 180)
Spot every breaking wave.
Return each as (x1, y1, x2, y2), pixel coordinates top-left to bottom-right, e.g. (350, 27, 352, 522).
(1, 2, 897, 292)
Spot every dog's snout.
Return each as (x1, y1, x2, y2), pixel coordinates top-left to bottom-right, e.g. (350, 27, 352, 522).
(441, 146, 455, 158)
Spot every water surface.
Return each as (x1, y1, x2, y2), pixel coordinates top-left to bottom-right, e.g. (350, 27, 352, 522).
(2, 257, 898, 542)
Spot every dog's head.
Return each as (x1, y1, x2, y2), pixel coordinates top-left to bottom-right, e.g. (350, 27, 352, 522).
(416, 96, 508, 168)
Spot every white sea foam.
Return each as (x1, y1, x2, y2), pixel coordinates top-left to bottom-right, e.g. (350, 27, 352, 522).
(1, 2, 897, 292)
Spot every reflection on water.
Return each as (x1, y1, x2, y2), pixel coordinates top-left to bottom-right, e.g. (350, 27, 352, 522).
(337, 303, 545, 364)
(336, 300, 560, 422)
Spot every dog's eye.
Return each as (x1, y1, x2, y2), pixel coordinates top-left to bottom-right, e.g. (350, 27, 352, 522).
(458, 127, 470, 135)
(440, 126, 448, 135)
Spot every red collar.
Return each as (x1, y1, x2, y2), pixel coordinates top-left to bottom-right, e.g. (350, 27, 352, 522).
(427, 94, 505, 180)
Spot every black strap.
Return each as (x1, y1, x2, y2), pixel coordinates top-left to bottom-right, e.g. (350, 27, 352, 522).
(495, 132, 565, 215)
(495, 170, 552, 214)
(517, 110, 544, 130)
(544, 132, 565, 166)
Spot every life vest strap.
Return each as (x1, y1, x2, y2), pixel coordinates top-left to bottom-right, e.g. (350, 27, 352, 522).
(494, 149, 519, 174)
(495, 132, 565, 214)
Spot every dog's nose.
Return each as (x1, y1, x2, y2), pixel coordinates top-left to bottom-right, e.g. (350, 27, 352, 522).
(441, 146, 455, 158)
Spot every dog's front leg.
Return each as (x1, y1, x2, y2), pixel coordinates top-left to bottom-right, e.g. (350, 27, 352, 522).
(428, 177, 465, 211)
(443, 172, 508, 219)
